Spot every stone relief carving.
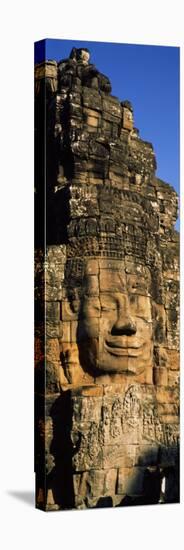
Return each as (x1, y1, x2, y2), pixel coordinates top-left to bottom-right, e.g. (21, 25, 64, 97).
(70, 384, 179, 481)
(34, 46, 179, 510)
(61, 257, 153, 381)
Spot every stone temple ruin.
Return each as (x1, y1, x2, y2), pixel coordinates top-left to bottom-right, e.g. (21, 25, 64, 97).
(34, 46, 179, 510)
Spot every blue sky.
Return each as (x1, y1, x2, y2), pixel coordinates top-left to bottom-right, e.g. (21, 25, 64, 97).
(35, 39, 180, 229)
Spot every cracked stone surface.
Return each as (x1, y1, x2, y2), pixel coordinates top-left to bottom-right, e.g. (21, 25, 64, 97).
(34, 46, 179, 510)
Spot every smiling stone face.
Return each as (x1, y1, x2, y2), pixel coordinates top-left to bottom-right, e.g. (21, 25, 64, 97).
(73, 258, 153, 378)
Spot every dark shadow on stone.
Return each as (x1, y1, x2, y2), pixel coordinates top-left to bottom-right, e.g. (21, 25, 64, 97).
(117, 444, 180, 508)
(35, 386, 180, 510)
(48, 391, 75, 510)
(95, 496, 113, 508)
(46, 185, 70, 246)
(116, 495, 158, 508)
(116, 495, 136, 507)
(7, 490, 35, 507)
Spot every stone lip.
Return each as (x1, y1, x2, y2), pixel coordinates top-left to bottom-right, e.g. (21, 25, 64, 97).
(104, 340, 145, 356)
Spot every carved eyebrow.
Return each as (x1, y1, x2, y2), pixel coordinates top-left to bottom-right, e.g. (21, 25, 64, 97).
(100, 277, 127, 292)
(127, 277, 148, 290)
(100, 294, 118, 308)
(100, 293, 116, 300)
(100, 292, 128, 306)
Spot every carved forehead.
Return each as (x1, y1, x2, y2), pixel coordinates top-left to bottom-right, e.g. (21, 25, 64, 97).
(83, 258, 151, 292)
(65, 257, 151, 279)
(84, 257, 151, 278)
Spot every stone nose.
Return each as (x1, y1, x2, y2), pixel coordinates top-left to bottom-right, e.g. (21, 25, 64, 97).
(112, 318, 137, 336)
(111, 295, 137, 336)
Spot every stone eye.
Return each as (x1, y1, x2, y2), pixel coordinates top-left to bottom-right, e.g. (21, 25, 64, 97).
(101, 305, 116, 312)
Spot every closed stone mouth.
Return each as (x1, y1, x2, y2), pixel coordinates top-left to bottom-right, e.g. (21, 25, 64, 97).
(104, 340, 144, 356)
(105, 339, 143, 349)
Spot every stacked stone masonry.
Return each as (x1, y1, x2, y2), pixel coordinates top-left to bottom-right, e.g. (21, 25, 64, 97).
(34, 47, 179, 510)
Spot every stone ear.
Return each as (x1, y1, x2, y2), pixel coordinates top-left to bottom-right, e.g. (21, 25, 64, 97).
(152, 302, 166, 344)
(61, 290, 81, 321)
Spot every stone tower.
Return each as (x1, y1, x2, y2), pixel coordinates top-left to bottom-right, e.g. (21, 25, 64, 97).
(34, 46, 179, 510)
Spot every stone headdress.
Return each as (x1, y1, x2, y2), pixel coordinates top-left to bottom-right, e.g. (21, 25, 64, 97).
(35, 45, 179, 364)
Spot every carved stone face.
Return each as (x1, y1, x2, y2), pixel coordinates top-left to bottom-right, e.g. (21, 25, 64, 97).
(78, 258, 153, 376)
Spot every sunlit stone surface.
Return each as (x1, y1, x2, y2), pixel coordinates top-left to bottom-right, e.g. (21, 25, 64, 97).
(34, 47, 179, 510)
